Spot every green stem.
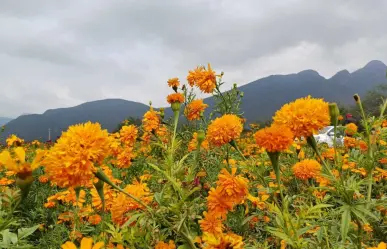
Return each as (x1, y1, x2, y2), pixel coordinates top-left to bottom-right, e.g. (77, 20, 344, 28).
(229, 140, 247, 161)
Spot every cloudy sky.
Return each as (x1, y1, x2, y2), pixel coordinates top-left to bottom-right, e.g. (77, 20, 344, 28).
(1, 0, 387, 117)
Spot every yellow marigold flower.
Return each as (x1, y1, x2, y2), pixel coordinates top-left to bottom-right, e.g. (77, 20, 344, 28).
(254, 125, 294, 152)
(6, 134, 24, 147)
(345, 123, 358, 136)
(119, 125, 138, 146)
(155, 125, 169, 144)
(202, 232, 244, 249)
(0, 147, 46, 176)
(367, 242, 386, 249)
(167, 77, 180, 88)
(155, 240, 176, 249)
(207, 114, 243, 147)
(61, 237, 104, 249)
(188, 132, 209, 152)
(142, 107, 160, 133)
(273, 96, 330, 138)
(111, 180, 153, 225)
(43, 122, 110, 188)
(292, 159, 321, 180)
(187, 63, 217, 93)
(167, 93, 184, 104)
(185, 99, 208, 121)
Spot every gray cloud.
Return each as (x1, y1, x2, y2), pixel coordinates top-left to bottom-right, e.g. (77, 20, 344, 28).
(0, 0, 387, 117)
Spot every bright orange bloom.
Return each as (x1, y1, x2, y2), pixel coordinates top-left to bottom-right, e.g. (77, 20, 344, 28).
(114, 147, 136, 169)
(155, 240, 176, 249)
(119, 125, 138, 146)
(359, 140, 368, 152)
(88, 214, 102, 225)
(38, 175, 49, 183)
(187, 63, 217, 93)
(111, 180, 153, 225)
(43, 122, 110, 188)
(216, 168, 249, 205)
(167, 93, 184, 104)
(167, 77, 180, 88)
(254, 125, 294, 152)
(273, 96, 330, 138)
(199, 211, 224, 235)
(344, 137, 357, 148)
(0, 177, 14, 186)
(207, 114, 243, 147)
(207, 187, 234, 219)
(185, 99, 208, 121)
(61, 237, 104, 249)
(345, 123, 358, 136)
(142, 107, 160, 133)
(292, 159, 321, 180)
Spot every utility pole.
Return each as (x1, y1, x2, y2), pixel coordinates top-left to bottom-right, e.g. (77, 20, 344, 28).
(48, 128, 51, 141)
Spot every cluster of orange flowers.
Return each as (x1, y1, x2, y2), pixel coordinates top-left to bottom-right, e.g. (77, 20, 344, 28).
(187, 63, 217, 93)
(198, 168, 248, 248)
(206, 114, 243, 147)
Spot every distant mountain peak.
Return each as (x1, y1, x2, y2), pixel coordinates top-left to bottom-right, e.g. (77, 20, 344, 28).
(297, 69, 323, 78)
(363, 60, 386, 69)
(330, 69, 350, 80)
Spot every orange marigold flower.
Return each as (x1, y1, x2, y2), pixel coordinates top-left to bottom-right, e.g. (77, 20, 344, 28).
(114, 147, 136, 169)
(119, 125, 138, 146)
(216, 168, 249, 205)
(155, 240, 176, 249)
(111, 180, 153, 225)
(62, 237, 104, 249)
(88, 214, 102, 225)
(167, 93, 184, 104)
(338, 115, 344, 121)
(167, 77, 180, 88)
(359, 140, 368, 152)
(199, 211, 224, 235)
(207, 114, 243, 147)
(44, 201, 56, 208)
(0, 177, 14, 186)
(292, 159, 321, 180)
(344, 137, 357, 148)
(187, 63, 217, 93)
(254, 125, 294, 152)
(38, 175, 49, 183)
(43, 122, 110, 188)
(188, 132, 209, 152)
(185, 99, 208, 121)
(142, 107, 160, 133)
(273, 96, 330, 138)
(207, 187, 234, 219)
(91, 185, 116, 211)
(345, 123, 358, 136)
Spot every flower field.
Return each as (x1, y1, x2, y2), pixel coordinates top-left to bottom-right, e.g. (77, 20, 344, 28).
(0, 64, 386, 249)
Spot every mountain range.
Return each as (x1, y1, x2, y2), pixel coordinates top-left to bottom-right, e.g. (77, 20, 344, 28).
(2, 60, 387, 141)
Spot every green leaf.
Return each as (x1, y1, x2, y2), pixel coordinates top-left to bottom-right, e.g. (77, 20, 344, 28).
(178, 244, 192, 249)
(122, 213, 143, 228)
(18, 225, 39, 240)
(341, 208, 351, 242)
